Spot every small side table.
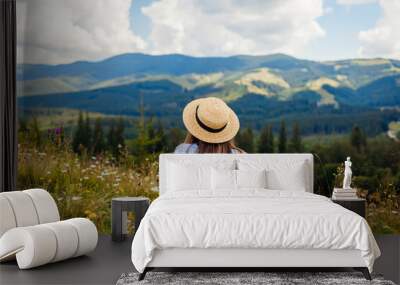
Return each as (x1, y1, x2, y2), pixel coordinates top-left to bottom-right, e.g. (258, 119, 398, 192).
(112, 197, 150, 242)
(332, 198, 366, 218)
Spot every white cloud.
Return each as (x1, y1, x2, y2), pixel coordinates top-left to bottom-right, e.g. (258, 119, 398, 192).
(141, 0, 325, 57)
(358, 0, 400, 59)
(336, 0, 376, 5)
(17, 0, 146, 64)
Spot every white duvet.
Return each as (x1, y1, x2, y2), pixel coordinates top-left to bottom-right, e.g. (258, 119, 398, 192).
(131, 190, 380, 273)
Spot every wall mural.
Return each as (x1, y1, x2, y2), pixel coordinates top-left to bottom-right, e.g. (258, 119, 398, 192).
(16, 0, 400, 234)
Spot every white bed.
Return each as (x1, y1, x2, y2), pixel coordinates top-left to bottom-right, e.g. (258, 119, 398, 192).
(131, 154, 380, 280)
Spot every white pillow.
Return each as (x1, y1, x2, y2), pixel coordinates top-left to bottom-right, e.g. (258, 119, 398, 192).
(237, 159, 308, 191)
(266, 163, 307, 191)
(212, 168, 237, 190)
(212, 168, 268, 190)
(236, 169, 267, 189)
(167, 162, 212, 191)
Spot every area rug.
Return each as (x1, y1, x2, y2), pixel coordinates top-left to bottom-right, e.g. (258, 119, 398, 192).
(116, 271, 395, 285)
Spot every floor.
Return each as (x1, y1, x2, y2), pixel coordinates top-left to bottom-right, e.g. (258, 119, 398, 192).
(0, 235, 134, 285)
(0, 235, 399, 285)
(374, 235, 400, 284)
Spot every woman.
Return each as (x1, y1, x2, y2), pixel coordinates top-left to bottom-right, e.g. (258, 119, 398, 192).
(175, 97, 244, 153)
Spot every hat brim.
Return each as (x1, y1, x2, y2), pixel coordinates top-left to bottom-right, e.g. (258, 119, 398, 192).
(182, 98, 240, 144)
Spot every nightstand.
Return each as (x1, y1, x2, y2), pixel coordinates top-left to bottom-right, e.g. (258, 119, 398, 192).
(111, 197, 150, 242)
(332, 198, 366, 218)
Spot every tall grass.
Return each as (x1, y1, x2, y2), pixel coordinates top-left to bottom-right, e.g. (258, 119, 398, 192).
(360, 176, 400, 234)
(17, 141, 159, 233)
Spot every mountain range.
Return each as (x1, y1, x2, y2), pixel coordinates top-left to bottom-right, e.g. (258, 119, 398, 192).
(17, 53, 400, 136)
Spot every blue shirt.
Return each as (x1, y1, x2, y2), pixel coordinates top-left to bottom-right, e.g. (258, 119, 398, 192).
(174, 143, 240, 154)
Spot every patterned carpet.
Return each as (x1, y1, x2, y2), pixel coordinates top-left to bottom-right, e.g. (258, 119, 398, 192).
(117, 271, 396, 285)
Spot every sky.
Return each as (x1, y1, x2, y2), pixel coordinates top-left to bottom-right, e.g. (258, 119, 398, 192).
(16, 0, 400, 64)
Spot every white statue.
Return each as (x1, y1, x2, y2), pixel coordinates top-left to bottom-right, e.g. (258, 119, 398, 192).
(343, 157, 352, 189)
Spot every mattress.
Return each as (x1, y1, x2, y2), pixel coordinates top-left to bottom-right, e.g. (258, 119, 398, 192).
(131, 190, 380, 273)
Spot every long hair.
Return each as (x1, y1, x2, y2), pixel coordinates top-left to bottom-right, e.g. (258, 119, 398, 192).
(184, 132, 244, 153)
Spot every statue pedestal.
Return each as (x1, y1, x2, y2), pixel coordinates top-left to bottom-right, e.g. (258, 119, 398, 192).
(332, 187, 358, 200)
(332, 198, 366, 218)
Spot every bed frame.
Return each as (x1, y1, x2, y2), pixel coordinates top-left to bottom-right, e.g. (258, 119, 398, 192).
(138, 154, 372, 281)
(139, 248, 370, 280)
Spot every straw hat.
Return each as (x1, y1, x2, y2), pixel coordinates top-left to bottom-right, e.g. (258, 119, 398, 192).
(182, 97, 240, 144)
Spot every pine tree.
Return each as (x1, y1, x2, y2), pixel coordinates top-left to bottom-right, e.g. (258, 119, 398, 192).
(115, 117, 125, 150)
(131, 101, 159, 159)
(289, 122, 303, 153)
(83, 112, 92, 150)
(278, 120, 287, 153)
(145, 118, 160, 153)
(106, 117, 126, 158)
(167, 128, 185, 152)
(350, 125, 366, 152)
(92, 118, 106, 155)
(236, 128, 254, 153)
(72, 111, 85, 153)
(267, 125, 274, 153)
(235, 131, 242, 151)
(107, 120, 116, 155)
(258, 124, 274, 153)
(154, 120, 167, 153)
